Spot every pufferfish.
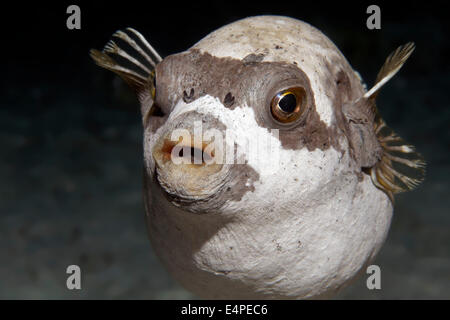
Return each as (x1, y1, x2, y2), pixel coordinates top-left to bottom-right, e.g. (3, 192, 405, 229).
(90, 16, 425, 299)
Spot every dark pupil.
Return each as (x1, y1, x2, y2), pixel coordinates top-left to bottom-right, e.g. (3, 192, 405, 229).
(278, 93, 297, 113)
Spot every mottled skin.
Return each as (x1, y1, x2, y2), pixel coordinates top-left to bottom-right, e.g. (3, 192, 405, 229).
(141, 16, 393, 299)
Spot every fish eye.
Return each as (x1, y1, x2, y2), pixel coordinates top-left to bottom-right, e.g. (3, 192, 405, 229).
(270, 87, 306, 123)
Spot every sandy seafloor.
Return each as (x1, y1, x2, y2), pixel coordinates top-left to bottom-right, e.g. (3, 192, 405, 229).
(0, 7, 449, 299)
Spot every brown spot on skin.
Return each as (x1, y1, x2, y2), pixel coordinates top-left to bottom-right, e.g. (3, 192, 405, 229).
(277, 104, 332, 151)
(326, 69, 354, 157)
(331, 69, 382, 169)
(318, 58, 382, 179)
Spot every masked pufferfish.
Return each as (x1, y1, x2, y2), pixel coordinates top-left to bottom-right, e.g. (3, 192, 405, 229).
(91, 15, 425, 299)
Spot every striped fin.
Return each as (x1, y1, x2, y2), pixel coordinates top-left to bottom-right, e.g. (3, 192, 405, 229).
(370, 117, 426, 202)
(365, 43, 426, 201)
(90, 28, 162, 97)
(364, 42, 415, 100)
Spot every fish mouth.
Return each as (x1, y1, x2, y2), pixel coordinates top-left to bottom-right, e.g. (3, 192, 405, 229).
(152, 130, 230, 213)
(156, 138, 215, 168)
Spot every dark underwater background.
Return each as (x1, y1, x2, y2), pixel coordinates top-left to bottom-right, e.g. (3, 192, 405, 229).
(1, 1, 449, 299)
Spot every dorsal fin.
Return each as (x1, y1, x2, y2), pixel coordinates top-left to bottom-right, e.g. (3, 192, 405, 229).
(364, 42, 415, 100)
(363, 43, 426, 201)
(90, 28, 162, 124)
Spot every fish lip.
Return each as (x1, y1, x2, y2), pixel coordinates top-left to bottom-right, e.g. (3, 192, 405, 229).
(154, 166, 208, 202)
(153, 163, 231, 214)
(154, 165, 219, 203)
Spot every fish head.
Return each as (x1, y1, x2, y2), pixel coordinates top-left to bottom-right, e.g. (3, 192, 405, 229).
(143, 16, 367, 215)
